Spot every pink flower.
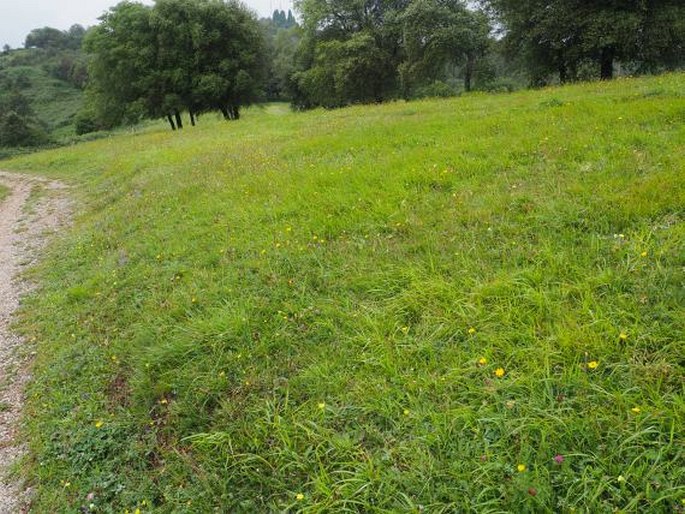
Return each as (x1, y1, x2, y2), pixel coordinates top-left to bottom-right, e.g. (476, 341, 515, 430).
(553, 454, 564, 464)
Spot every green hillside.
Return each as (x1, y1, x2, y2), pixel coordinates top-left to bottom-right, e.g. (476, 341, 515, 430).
(0, 48, 84, 146)
(4, 74, 684, 512)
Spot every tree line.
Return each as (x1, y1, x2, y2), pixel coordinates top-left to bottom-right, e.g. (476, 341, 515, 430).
(2, 0, 684, 142)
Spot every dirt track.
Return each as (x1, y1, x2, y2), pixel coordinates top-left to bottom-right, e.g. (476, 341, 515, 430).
(0, 171, 70, 513)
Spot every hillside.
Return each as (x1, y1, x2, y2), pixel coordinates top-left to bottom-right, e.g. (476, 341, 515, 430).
(3, 74, 684, 512)
(0, 47, 85, 150)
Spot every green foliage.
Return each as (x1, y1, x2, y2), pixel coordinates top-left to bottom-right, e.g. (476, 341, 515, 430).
(0, 88, 49, 148)
(24, 25, 86, 51)
(5, 73, 685, 512)
(0, 45, 85, 145)
(484, 0, 685, 84)
(295, 32, 396, 107)
(84, 0, 267, 130)
(293, 0, 410, 107)
(401, 0, 490, 94)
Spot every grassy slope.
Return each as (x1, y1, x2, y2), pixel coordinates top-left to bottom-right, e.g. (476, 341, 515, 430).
(0, 50, 83, 139)
(4, 74, 684, 513)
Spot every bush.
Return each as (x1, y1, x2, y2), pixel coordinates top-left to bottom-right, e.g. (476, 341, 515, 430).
(413, 80, 458, 99)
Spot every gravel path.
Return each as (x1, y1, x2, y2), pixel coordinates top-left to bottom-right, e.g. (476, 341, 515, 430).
(0, 171, 71, 513)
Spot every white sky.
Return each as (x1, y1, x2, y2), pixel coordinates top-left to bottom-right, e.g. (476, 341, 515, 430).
(0, 0, 294, 49)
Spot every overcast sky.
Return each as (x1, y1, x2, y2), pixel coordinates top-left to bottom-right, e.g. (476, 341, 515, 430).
(0, 0, 294, 49)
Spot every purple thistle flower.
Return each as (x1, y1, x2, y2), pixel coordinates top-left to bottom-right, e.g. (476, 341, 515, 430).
(554, 454, 564, 464)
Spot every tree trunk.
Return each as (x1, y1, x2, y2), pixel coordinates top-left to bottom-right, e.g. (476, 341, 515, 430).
(220, 106, 230, 120)
(174, 110, 183, 129)
(189, 110, 196, 126)
(464, 54, 474, 92)
(167, 114, 176, 131)
(231, 106, 240, 120)
(600, 48, 614, 80)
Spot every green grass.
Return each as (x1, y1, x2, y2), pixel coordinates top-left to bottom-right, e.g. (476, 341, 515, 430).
(0, 183, 9, 203)
(4, 74, 684, 513)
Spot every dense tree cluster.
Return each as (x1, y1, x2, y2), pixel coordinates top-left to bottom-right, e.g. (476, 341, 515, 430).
(482, 0, 685, 84)
(83, 0, 267, 131)
(25, 25, 86, 51)
(289, 0, 494, 108)
(0, 83, 48, 148)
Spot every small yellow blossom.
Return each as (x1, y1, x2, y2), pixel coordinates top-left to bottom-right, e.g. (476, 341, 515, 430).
(619, 333, 628, 341)
(403, 409, 410, 416)
(95, 420, 104, 429)
(317, 402, 326, 410)
(296, 493, 304, 501)
(631, 406, 641, 414)
(468, 327, 476, 335)
(401, 326, 409, 334)
(494, 367, 505, 378)
(160, 398, 168, 405)
(478, 357, 487, 365)
(517, 464, 526, 472)
(588, 361, 599, 369)
(640, 251, 647, 257)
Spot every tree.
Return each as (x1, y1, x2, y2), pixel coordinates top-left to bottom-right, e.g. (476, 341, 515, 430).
(84, 0, 267, 130)
(401, 0, 490, 94)
(482, 0, 685, 83)
(0, 90, 49, 147)
(292, 0, 411, 107)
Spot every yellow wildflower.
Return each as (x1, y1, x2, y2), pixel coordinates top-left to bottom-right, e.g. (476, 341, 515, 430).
(317, 402, 326, 410)
(631, 407, 641, 414)
(95, 420, 104, 429)
(403, 409, 410, 416)
(517, 464, 526, 472)
(296, 493, 304, 501)
(588, 361, 599, 369)
(495, 368, 505, 378)
(478, 357, 487, 365)
(468, 327, 476, 335)
(619, 333, 628, 341)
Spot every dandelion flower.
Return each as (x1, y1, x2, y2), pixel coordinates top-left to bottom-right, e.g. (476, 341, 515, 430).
(468, 327, 476, 335)
(587, 361, 599, 370)
(631, 406, 641, 414)
(95, 420, 104, 429)
(318, 402, 326, 410)
(640, 251, 647, 257)
(495, 367, 505, 378)
(478, 357, 487, 365)
(517, 464, 526, 472)
(403, 409, 410, 416)
(296, 493, 305, 501)
(619, 333, 628, 341)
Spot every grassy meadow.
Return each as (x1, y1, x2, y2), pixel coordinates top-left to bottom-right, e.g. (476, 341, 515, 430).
(3, 73, 684, 512)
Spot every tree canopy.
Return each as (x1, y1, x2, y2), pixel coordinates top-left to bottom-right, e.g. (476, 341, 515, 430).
(482, 0, 685, 83)
(84, 0, 267, 130)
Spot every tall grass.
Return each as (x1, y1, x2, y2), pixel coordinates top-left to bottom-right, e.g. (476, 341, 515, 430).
(4, 73, 684, 512)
